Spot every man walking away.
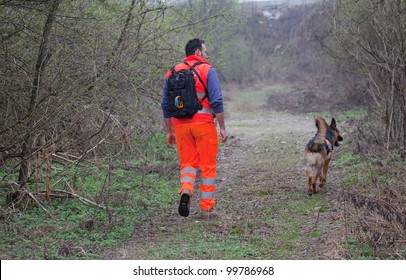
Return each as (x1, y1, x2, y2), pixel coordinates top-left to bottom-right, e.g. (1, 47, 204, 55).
(161, 38, 227, 219)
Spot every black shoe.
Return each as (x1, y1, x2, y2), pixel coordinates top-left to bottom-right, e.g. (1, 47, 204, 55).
(178, 193, 190, 217)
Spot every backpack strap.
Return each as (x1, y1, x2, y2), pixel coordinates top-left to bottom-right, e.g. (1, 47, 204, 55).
(184, 61, 209, 102)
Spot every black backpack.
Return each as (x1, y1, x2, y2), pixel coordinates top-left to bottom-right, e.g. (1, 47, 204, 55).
(164, 61, 208, 119)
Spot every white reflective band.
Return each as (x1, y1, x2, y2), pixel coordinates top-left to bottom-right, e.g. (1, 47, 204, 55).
(197, 108, 213, 114)
(197, 92, 206, 98)
(181, 167, 197, 175)
(181, 176, 195, 183)
(201, 178, 216, 186)
(201, 192, 214, 199)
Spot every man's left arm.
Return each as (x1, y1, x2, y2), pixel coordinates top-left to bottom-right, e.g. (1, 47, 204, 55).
(161, 78, 176, 148)
(207, 68, 228, 143)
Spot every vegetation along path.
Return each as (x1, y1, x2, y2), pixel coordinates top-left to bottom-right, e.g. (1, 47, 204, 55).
(105, 85, 347, 259)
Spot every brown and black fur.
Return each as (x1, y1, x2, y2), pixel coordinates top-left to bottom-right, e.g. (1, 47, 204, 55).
(304, 117, 343, 195)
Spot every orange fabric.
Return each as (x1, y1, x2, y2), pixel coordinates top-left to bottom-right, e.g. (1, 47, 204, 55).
(174, 122, 218, 211)
(166, 55, 214, 126)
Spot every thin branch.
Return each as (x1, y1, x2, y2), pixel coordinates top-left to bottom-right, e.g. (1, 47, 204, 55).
(26, 190, 54, 218)
(46, 189, 106, 209)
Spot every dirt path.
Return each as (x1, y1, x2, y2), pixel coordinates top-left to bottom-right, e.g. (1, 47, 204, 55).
(218, 109, 345, 259)
(105, 87, 346, 259)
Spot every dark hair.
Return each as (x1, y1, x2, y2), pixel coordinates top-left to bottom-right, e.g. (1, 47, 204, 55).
(185, 38, 205, 56)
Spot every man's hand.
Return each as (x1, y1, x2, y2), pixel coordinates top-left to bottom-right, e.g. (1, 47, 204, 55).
(220, 128, 228, 143)
(215, 112, 228, 143)
(167, 133, 176, 149)
(164, 118, 176, 148)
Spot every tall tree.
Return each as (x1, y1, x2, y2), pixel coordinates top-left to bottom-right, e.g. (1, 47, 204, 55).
(18, 0, 62, 185)
(327, 0, 406, 150)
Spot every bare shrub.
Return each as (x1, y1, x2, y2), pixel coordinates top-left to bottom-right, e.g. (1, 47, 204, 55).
(342, 183, 406, 258)
(1, 0, 238, 207)
(339, 117, 406, 258)
(326, 0, 406, 152)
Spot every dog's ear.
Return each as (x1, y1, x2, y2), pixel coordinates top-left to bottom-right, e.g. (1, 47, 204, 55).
(315, 117, 323, 130)
(330, 118, 336, 128)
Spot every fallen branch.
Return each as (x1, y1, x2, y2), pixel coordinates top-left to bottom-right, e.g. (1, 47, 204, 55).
(26, 190, 54, 218)
(309, 207, 322, 232)
(52, 153, 85, 166)
(47, 189, 106, 210)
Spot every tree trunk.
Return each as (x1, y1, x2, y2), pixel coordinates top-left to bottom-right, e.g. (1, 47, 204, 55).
(18, 0, 62, 186)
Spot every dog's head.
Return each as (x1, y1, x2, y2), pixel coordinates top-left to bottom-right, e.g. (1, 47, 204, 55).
(329, 118, 343, 147)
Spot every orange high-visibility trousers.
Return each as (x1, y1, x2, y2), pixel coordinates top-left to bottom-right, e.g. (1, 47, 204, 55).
(174, 122, 218, 211)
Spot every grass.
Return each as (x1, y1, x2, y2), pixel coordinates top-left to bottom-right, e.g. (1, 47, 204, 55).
(142, 223, 275, 259)
(333, 131, 406, 259)
(224, 84, 295, 115)
(336, 149, 397, 187)
(304, 108, 369, 122)
(261, 190, 328, 258)
(0, 132, 180, 260)
(335, 108, 369, 120)
(342, 238, 379, 260)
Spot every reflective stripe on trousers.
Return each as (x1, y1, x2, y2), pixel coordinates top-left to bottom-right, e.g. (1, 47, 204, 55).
(180, 167, 197, 194)
(174, 122, 219, 211)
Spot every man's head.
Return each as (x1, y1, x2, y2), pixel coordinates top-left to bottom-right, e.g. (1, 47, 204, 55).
(185, 38, 208, 60)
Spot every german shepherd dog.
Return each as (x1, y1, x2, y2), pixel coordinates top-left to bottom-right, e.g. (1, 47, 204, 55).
(304, 117, 343, 195)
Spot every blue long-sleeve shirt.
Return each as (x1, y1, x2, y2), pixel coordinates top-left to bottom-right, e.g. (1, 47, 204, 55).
(161, 67, 224, 118)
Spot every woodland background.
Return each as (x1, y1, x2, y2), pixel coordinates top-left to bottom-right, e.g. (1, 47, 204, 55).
(1, 0, 405, 259)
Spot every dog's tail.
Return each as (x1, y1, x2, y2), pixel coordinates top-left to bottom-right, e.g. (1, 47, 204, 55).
(306, 117, 327, 153)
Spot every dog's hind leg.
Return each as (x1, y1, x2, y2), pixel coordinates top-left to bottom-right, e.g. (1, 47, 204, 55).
(306, 170, 317, 196)
(312, 175, 318, 194)
(306, 170, 312, 195)
(320, 159, 330, 188)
